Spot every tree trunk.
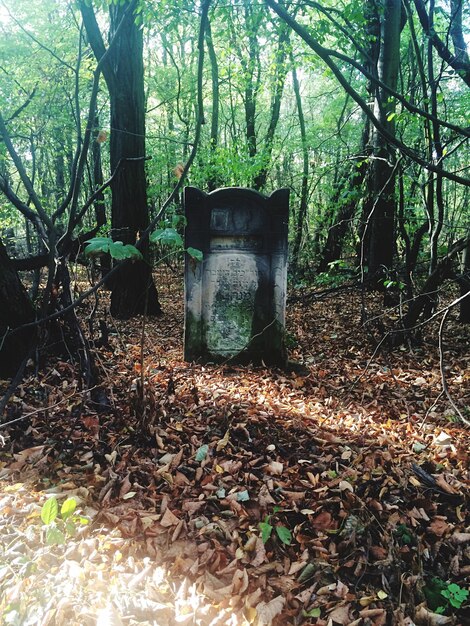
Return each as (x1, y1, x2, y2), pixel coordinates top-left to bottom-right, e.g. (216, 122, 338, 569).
(107, 2, 160, 318)
(0, 238, 36, 378)
(318, 121, 369, 274)
(459, 241, 470, 323)
(80, 0, 161, 319)
(290, 62, 309, 277)
(253, 21, 290, 191)
(206, 19, 222, 192)
(364, 0, 402, 289)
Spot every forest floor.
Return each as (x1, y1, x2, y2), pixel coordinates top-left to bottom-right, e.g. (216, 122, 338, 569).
(0, 266, 469, 626)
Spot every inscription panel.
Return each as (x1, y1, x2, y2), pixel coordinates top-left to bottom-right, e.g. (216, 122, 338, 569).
(203, 254, 258, 354)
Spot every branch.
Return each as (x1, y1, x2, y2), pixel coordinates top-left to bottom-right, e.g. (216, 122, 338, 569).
(0, 174, 48, 241)
(265, 0, 470, 187)
(4, 87, 37, 123)
(413, 0, 470, 88)
(54, 0, 139, 224)
(0, 112, 52, 230)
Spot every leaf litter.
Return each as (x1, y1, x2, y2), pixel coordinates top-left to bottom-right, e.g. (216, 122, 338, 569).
(0, 268, 469, 625)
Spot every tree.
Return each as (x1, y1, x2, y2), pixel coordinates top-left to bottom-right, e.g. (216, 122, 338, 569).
(79, 0, 161, 319)
(361, 0, 403, 288)
(0, 237, 36, 378)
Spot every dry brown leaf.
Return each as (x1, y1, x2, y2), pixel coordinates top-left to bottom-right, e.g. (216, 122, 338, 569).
(428, 517, 450, 537)
(311, 511, 333, 530)
(451, 532, 470, 544)
(434, 474, 458, 495)
(327, 602, 351, 625)
(266, 460, 283, 475)
(255, 595, 285, 626)
(160, 508, 180, 527)
(251, 537, 267, 567)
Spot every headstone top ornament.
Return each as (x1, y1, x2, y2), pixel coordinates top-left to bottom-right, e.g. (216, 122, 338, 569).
(183, 186, 289, 366)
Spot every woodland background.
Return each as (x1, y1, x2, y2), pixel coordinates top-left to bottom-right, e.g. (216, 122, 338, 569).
(0, 0, 469, 624)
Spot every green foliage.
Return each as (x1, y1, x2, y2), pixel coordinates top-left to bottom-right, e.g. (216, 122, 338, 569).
(424, 577, 469, 614)
(84, 225, 202, 271)
(440, 584, 468, 611)
(394, 523, 414, 545)
(383, 279, 405, 291)
(258, 508, 293, 546)
(40, 496, 89, 546)
(84, 237, 143, 261)
(313, 260, 358, 288)
(186, 247, 203, 261)
(149, 227, 183, 247)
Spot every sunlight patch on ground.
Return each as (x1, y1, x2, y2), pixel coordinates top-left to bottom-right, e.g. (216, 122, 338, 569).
(0, 479, 249, 626)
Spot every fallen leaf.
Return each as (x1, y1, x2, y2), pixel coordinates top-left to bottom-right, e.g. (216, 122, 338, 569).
(255, 595, 285, 625)
(160, 508, 180, 527)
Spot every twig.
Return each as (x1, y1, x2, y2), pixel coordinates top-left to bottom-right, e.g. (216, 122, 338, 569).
(0, 385, 99, 429)
(0, 347, 35, 419)
(438, 308, 470, 427)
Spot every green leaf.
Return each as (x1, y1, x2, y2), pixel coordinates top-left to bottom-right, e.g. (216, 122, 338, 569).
(171, 214, 186, 229)
(41, 497, 58, 525)
(298, 563, 316, 583)
(85, 238, 143, 261)
(187, 247, 203, 261)
(259, 521, 273, 544)
(84, 237, 112, 256)
(150, 227, 183, 247)
(303, 607, 321, 618)
(65, 520, 77, 537)
(60, 497, 77, 521)
(387, 112, 396, 121)
(46, 526, 66, 545)
(108, 242, 143, 261)
(195, 444, 209, 462)
(275, 525, 292, 545)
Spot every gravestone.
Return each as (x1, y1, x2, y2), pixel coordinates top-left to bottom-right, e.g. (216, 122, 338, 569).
(184, 186, 289, 366)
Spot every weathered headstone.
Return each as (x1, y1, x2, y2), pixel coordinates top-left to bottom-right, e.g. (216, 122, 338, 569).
(184, 186, 289, 366)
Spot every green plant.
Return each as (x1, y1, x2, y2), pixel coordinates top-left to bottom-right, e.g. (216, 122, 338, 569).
(40, 496, 89, 545)
(424, 577, 469, 614)
(85, 218, 203, 263)
(85, 237, 143, 261)
(258, 507, 293, 546)
(383, 278, 405, 291)
(394, 523, 415, 545)
(439, 583, 469, 612)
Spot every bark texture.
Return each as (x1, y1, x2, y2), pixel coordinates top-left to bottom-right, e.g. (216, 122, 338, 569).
(0, 238, 36, 378)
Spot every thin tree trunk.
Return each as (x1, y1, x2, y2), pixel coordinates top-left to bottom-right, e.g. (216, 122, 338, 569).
(364, 0, 402, 289)
(290, 62, 309, 276)
(206, 18, 221, 191)
(253, 21, 290, 191)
